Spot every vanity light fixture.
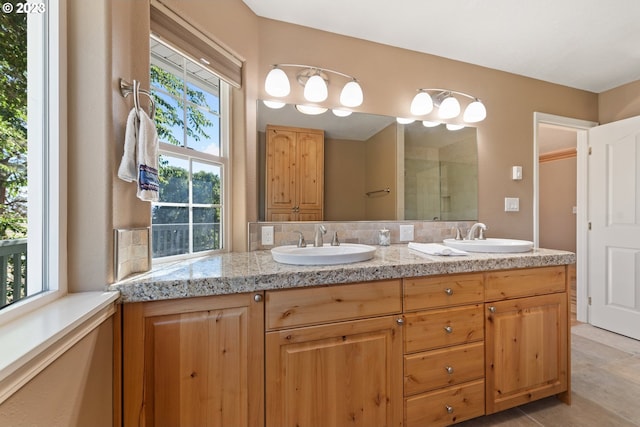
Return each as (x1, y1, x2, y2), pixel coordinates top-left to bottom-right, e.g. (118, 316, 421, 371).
(396, 117, 415, 124)
(446, 123, 465, 131)
(422, 120, 440, 128)
(332, 109, 352, 117)
(410, 89, 487, 123)
(295, 104, 328, 115)
(262, 100, 286, 109)
(264, 64, 363, 108)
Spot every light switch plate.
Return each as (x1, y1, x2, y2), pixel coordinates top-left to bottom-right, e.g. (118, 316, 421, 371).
(399, 224, 414, 241)
(505, 197, 520, 212)
(261, 226, 274, 245)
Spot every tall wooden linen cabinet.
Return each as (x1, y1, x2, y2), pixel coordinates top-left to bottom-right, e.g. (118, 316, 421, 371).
(265, 125, 324, 221)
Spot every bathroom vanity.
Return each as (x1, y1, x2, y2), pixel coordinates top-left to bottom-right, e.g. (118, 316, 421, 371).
(112, 245, 573, 427)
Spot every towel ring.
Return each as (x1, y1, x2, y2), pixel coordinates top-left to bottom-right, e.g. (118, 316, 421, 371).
(119, 78, 156, 119)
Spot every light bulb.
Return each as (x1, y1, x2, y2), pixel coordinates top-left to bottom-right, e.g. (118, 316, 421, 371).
(422, 121, 440, 128)
(262, 100, 286, 109)
(264, 67, 290, 97)
(304, 74, 328, 102)
(396, 117, 415, 124)
(332, 109, 352, 117)
(446, 123, 465, 131)
(410, 91, 434, 115)
(340, 80, 363, 107)
(438, 95, 461, 119)
(463, 100, 487, 122)
(295, 104, 328, 115)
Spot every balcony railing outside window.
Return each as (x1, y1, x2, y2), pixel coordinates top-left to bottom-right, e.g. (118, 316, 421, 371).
(0, 239, 27, 309)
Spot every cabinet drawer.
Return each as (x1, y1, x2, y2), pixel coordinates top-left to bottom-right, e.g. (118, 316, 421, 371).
(404, 342, 484, 396)
(485, 266, 566, 302)
(405, 379, 485, 427)
(404, 273, 484, 312)
(404, 304, 484, 353)
(266, 279, 402, 330)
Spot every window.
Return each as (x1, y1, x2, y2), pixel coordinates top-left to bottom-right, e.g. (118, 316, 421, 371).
(150, 36, 228, 259)
(0, 0, 64, 316)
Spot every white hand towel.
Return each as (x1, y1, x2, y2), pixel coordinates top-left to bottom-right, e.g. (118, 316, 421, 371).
(408, 242, 468, 256)
(117, 108, 139, 182)
(135, 109, 160, 202)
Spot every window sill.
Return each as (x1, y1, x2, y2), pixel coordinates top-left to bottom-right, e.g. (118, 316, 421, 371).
(0, 291, 119, 404)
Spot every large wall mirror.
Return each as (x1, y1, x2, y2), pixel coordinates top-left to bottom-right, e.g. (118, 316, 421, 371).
(257, 101, 478, 222)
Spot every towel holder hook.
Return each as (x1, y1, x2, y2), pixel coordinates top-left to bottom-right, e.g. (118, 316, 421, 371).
(119, 78, 156, 119)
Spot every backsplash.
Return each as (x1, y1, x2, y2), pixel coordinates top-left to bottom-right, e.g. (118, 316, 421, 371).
(114, 227, 151, 280)
(247, 221, 477, 251)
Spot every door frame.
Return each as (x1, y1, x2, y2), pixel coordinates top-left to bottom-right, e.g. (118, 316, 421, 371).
(533, 112, 597, 323)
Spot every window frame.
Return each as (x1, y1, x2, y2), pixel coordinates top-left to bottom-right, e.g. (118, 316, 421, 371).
(151, 39, 230, 262)
(0, 0, 66, 324)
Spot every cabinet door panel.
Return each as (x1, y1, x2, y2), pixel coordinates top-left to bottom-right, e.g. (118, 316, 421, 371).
(266, 316, 403, 427)
(485, 293, 568, 414)
(266, 129, 297, 210)
(296, 131, 324, 211)
(123, 293, 264, 427)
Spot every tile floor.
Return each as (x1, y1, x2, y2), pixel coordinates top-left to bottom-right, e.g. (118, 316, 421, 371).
(457, 323, 640, 426)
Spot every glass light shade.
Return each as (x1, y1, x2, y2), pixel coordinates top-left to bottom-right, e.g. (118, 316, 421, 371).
(295, 104, 328, 115)
(332, 109, 352, 117)
(262, 100, 286, 109)
(304, 74, 328, 102)
(446, 123, 465, 131)
(422, 120, 440, 128)
(340, 80, 363, 107)
(396, 117, 415, 124)
(410, 91, 434, 115)
(463, 100, 487, 122)
(264, 68, 290, 97)
(438, 95, 461, 119)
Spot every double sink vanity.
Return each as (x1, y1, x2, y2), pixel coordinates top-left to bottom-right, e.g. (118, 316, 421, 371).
(111, 234, 574, 427)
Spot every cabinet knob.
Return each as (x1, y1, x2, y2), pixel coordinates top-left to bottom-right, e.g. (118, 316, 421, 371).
(443, 326, 453, 334)
(445, 405, 454, 414)
(445, 366, 454, 374)
(396, 317, 404, 326)
(488, 306, 496, 313)
(254, 294, 263, 302)
(444, 287, 454, 296)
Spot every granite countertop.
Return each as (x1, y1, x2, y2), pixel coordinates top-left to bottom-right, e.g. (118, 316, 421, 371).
(109, 244, 575, 303)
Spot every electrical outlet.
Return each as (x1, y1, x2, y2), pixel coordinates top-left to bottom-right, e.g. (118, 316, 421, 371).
(399, 224, 414, 242)
(261, 226, 274, 245)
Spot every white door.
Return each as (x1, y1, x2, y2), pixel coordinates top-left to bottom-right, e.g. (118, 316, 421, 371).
(589, 115, 640, 340)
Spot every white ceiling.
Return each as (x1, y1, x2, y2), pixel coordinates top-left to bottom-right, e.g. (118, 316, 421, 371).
(243, 0, 640, 93)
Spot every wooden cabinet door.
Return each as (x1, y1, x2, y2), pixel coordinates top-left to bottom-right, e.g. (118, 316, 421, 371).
(295, 131, 324, 213)
(485, 293, 568, 414)
(123, 293, 264, 427)
(266, 316, 403, 427)
(266, 127, 297, 217)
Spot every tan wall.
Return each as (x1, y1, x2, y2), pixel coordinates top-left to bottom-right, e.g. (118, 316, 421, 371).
(539, 157, 577, 252)
(0, 319, 113, 426)
(365, 123, 398, 220)
(599, 80, 640, 124)
(324, 137, 366, 220)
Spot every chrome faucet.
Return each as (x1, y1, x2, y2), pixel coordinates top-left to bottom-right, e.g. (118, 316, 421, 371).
(294, 231, 307, 247)
(466, 222, 487, 240)
(314, 224, 327, 247)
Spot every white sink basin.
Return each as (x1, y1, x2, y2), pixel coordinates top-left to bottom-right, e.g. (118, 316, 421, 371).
(443, 238, 534, 253)
(271, 243, 377, 265)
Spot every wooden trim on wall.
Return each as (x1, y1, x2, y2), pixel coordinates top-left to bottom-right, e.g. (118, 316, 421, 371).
(539, 148, 577, 163)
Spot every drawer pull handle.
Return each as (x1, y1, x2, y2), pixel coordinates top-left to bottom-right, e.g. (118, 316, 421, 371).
(488, 306, 496, 313)
(445, 405, 454, 414)
(444, 288, 454, 296)
(445, 366, 454, 374)
(444, 326, 453, 334)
